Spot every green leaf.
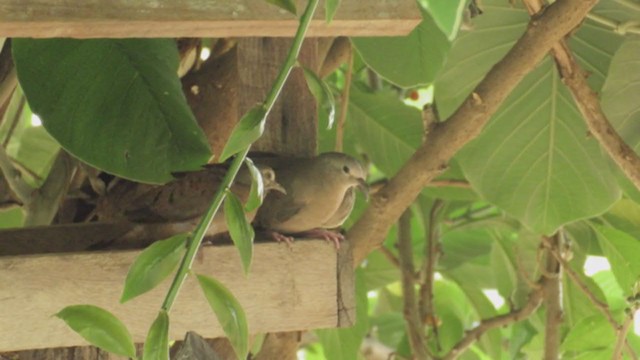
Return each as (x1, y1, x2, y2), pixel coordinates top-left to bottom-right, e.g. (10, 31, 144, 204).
(352, 11, 450, 87)
(592, 223, 640, 294)
(303, 67, 336, 129)
(12, 39, 211, 184)
(440, 228, 493, 270)
(7, 126, 60, 187)
(561, 315, 615, 352)
(56, 305, 136, 358)
(197, 274, 248, 360)
(121, 233, 188, 303)
(243, 158, 264, 212)
(418, 0, 467, 40)
(265, 0, 296, 15)
(224, 191, 254, 275)
(325, 0, 340, 23)
(441, 0, 623, 234)
(219, 105, 266, 162)
(143, 311, 170, 360)
(361, 250, 401, 291)
(347, 87, 422, 176)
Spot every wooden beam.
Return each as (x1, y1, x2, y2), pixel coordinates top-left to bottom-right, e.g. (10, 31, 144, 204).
(0, 239, 354, 352)
(0, 0, 420, 38)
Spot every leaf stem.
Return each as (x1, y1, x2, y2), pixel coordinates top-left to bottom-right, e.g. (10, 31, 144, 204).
(160, 0, 320, 313)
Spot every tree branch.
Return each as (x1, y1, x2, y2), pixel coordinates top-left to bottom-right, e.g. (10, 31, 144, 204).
(613, 307, 638, 360)
(349, 0, 599, 264)
(397, 209, 431, 360)
(439, 283, 545, 360)
(542, 234, 562, 360)
(523, 0, 640, 193)
(418, 199, 444, 351)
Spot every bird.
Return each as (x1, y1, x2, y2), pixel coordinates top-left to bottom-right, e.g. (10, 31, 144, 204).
(253, 152, 368, 248)
(96, 164, 285, 237)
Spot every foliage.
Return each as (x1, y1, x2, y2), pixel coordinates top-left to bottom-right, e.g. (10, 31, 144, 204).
(2, 0, 640, 358)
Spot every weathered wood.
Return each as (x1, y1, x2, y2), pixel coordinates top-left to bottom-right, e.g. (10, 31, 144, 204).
(0, 0, 420, 38)
(0, 239, 354, 352)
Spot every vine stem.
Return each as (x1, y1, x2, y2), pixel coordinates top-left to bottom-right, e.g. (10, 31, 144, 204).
(161, 0, 320, 312)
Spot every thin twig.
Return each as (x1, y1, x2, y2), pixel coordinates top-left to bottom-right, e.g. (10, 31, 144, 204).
(612, 307, 637, 360)
(335, 46, 353, 152)
(542, 234, 562, 360)
(586, 13, 640, 35)
(439, 284, 545, 360)
(397, 209, 431, 360)
(378, 246, 402, 271)
(419, 199, 444, 351)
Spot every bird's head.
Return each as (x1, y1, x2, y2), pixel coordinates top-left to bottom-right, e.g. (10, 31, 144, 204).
(258, 166, 287, 195)
(319, 152, 369, 199)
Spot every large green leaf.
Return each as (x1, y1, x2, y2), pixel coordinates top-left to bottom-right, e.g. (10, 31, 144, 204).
(592, 223, 640, 294)
(219, 105, 266, 162)
(352, 12, 450, 87)
(143, 310, 170, 360)
(418, 0, 467, 40)
(439, 228, 493, 270)
(437, 0, 623, 234)
(56, 305, 136, 358)
(197, 274, 248, 360)
(121, 233, 187, 303)
(224, 191, 255, 275)
(560, 315, 615, 353)
(347, 87, 422, 176)
(12, 39, 211, 184)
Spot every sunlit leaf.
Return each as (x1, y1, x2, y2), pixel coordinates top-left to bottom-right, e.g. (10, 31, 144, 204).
(13, 38, 211, 184)
(325, 0, 340, 23)
(560, 315, 615, 352)
(143, 311, 170, 360)
(219, 105, 266, 162)
(56, 305, 136, 358)
(265, 0, 296, 15)
(197, 274, 248, 360)
(592, 223, 640, 294)
(121, 234, 188, 303)
(418, 0, 467, 40)
(224, 191, 254, 274)
(244, 158, 264, 212)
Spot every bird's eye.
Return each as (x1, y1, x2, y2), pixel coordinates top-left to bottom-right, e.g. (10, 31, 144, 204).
(343, 165, 350, 174)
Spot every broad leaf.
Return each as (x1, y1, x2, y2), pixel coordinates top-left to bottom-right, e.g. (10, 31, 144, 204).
(560, 315, 615, 352)
(592, 223, 640, 294)
(418, 0, 467, 40)
(219, 105, 266, 162)
(121, 233, 188, 303)
(361, 250, 400, 291)
(352, 11, 450, 87)
(303, 67, 336, 129)
(439, 0, 623, 234)
(347, 87, 422, 176)
(197, 274, 249, 360)
(224, 191, 254, 274)
(143, 311, 170, 360)
(440, 228, 493, 270)
(265, 0, 296, 15)
(325, 0, 340, 23)
(56, 305, 136, 358)
(244, 158, 264, 212)
(13, 38, 211, 184)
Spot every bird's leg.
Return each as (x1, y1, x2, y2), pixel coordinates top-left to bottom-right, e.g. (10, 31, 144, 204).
(295, 228, 344, 249)
(267, 230, 296, 246)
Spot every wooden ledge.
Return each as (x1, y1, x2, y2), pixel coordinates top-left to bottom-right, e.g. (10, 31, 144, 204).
(0, 239, 354, 351)
(0, 0, 420, 38)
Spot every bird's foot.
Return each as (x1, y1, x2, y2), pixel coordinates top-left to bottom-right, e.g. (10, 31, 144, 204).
(268, 231, 295, 247)
(297, 228, 344, 249)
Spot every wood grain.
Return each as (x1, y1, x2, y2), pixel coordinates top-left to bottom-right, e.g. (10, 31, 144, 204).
(0, 239, 354, 352)
(0, 0, 420, 38)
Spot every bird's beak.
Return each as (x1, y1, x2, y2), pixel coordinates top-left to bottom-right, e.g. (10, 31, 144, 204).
(268, 181, 287, 195)
(356, 178, 369, 201)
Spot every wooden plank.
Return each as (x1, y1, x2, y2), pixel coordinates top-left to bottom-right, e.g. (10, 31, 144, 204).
(0, 239, 354, 352)
(0, 0, 420, 38)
